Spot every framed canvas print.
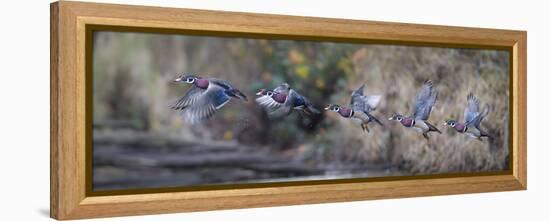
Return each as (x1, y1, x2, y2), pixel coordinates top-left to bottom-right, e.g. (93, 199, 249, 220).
(50, 1, 527, 220)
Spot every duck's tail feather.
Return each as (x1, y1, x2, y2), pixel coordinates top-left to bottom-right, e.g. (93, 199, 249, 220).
(365, 112, 384, 127)
(480, 128, 492, 139)
(304, 98, 321, 114)
(426, 121, 442, 133)
(228, 89, 248, 101)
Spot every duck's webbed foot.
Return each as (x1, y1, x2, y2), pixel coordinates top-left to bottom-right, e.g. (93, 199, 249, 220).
(361, 123, 370, 133)
(422, 133, 429, 140)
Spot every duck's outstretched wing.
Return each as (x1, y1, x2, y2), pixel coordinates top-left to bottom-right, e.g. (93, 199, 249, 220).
(352, 95, 381, 112)
(464, 93, 480, 124)
(351, 84, 366, 97)
(466, 103, 490, 128)
(173, 84, 230, 124)
(413, 80, 438, 120)
(255, 93, 283, 110)
(171, 85, 204, 110)
(351, 84, 381, 113)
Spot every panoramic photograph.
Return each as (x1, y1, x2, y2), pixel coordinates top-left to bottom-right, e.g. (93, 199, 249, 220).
(91, 31, 510, 191)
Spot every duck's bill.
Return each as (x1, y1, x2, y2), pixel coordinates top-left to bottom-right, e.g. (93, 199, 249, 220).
(443, 122, 448, 125)
(324, 106, 330, 110)
(256, 89, 265, 96)
(173, 77, 182, 82)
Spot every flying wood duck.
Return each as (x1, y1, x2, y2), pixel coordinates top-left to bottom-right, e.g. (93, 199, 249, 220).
(325, 84, 383, 133)
(444, 93, 491, 141)
(255, 83, 320, 117)
(171, 74, 247, 124)
(388, 80, 441, 139)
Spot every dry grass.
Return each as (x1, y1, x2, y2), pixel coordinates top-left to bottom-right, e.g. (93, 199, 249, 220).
(316, 45, 509, 174)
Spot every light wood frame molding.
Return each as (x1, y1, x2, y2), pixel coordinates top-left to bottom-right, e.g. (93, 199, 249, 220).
(50, 1, 527, 220)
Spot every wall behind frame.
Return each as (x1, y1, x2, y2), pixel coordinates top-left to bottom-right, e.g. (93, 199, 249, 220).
(0, 0, 547, 221)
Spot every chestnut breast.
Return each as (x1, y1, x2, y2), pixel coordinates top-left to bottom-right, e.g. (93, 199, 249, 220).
(272, 93, 287, 103)
(338, 108, 353, 118)
(194, 78, 210, 89)
(454, 123, 466, 133)
(401, 117, 414, 127)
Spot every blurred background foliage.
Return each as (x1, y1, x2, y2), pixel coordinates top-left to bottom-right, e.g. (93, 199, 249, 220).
(93, 31, 509, 190)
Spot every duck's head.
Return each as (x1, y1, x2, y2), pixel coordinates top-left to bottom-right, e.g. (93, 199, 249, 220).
(256, 89, 275, 97)
(324, 104, 341, 112)
(444, 119, 458, 128)
(174, 74, 198, 84)
(388, 113, 404, 122)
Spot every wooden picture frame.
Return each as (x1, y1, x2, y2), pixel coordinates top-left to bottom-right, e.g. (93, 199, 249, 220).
(50, 1, 527, 220)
